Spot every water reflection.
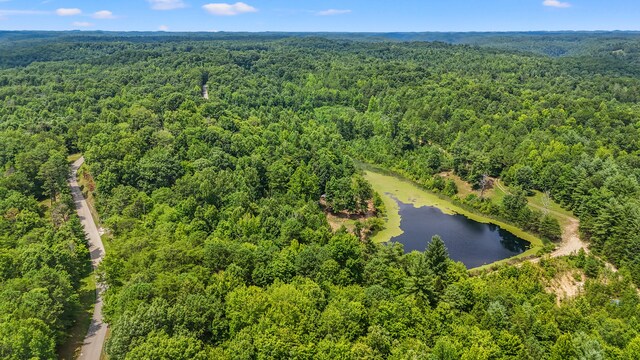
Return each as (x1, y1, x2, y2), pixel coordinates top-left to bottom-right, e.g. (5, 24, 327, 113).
(390, 197, 530, 268)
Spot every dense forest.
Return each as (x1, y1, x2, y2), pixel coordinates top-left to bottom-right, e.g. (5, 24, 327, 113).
(0, 133, 90, 358)
(0, 32, 639, 359)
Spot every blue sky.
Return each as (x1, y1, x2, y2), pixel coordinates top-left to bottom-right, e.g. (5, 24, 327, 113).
(0, 0, 638, 32)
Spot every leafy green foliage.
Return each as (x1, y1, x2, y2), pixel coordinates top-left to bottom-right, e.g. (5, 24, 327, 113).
(0, 33, 639, 359)
(0, 139, 90, 357)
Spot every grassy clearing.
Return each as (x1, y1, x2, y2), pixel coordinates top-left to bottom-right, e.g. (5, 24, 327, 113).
(439, 171, 475, 198)
(528, 191, 572, 216)
(438, 171, 500, 200)
(528, 191, 576, 230)
(361, 165, 544, 256)
(67, 153, 82, 163)
(326, 213, 359, 232)
(57, 274, 96, 360)
(490, 180, 507, 204)
(470, 249, 540, 273)
(495, 178, 576, 230)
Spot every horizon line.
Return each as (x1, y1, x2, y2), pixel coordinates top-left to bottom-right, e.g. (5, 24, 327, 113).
(1, 29, 640, 34)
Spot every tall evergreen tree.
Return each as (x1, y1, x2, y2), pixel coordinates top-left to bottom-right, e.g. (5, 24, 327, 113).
(405, 253, 435, 306)
(425, 235, 450, 275)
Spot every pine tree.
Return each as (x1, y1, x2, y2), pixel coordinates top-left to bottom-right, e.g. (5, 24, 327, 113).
(425, 235, 450, 275)
(405, 254, 435, 307)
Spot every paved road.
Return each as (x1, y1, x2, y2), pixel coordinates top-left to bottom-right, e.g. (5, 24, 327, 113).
(202, 84, 209, 99)
(69, 157, 107, 360)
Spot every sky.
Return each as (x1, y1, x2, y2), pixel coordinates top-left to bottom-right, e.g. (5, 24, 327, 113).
(0, 0, 638, 32)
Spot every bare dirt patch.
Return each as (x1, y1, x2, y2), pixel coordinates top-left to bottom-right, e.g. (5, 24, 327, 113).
(321, 198, 376, 238)
(546, 271, 585, 305)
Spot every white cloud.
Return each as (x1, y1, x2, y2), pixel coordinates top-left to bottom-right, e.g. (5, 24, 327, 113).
(0, 9, 48, 19)
(317, 9, 352, 16)
(93, 10, 115, 19)
(543, 0, 571, 8)
(56, 8, 81, 16)
(0, 10, 47, 15)
(72, 21, 93, 27)
(148, 0, 186, 11)
(203, 2, 257, 16)
(159, 25, 169, 31)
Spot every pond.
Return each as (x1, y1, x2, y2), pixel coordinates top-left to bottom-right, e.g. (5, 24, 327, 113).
(390, 196, 530, 268)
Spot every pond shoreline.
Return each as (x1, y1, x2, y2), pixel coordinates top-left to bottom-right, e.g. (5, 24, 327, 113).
(358, 163, 544, 269)
(391, 195, 531, 268)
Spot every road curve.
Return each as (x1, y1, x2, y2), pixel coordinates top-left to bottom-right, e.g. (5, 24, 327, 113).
(69, 157, 108, 360)
(494, 179, 588, 259)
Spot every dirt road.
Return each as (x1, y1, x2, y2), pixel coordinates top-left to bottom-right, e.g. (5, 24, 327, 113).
(69, 157, 107, 360)
(531, 203, 587, 258)
(495, 179, 588, 259)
